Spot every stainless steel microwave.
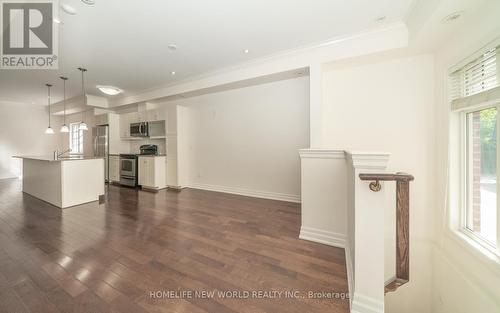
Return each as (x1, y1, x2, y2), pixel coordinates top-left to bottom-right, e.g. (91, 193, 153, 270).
(130, 122, 148, 137)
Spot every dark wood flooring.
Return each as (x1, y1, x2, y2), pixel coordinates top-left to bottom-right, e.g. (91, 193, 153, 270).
(0, 179, 349, 313)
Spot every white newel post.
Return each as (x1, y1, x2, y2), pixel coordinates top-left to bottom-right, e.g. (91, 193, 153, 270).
(347, 152, 390, 313)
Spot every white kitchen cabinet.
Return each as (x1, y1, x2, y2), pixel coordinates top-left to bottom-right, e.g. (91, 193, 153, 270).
(109, 155, 120, 182)
(147, 109, 158, 121)
(128, 112, 140, 124)
(136, 111, 146, 123)
(95, 114, 109, 126)
(138, 156, 166, 190)
(147, 109, 166, 122)
(119, 113, 130, 138)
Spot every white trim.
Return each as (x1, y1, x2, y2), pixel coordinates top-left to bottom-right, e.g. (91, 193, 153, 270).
(345, 242, 354, 308)
(445, 228, 500, 272)
(451, 86, 500, 111)
(188, 183, 300, 203)
(346, 151, 391, 169)
(299, 149, 346, 159)
(351, 293, 384, 313)
(299, 226, 346, 248)
(457, 103, 500, 254)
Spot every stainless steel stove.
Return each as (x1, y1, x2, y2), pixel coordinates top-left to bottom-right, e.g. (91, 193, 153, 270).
(119, 154, 138, 187)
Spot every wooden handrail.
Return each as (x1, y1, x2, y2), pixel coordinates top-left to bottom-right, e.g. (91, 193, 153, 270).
(359, 172, 414, 294)
(359, 173, 414, 182)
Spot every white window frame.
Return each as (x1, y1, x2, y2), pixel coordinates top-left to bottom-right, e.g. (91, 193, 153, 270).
(458, 102, 500, 256)
(449, 39, 500, 262)
(69, 122, 84, 154)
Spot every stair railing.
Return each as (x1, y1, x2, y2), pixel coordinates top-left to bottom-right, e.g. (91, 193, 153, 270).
(359, 172, 414, 294)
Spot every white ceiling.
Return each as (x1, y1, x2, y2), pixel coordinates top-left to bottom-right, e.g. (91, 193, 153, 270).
(0, 0, 415, 106)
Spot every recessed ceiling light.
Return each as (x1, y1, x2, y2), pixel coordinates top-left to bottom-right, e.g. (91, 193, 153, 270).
(81, 0, 95, 5)
(244, 49, 250, 54)
(375, 16, 386, 23)
(53, 17, 61, 24)
(442, 11, 463, 23)
(61, 4, 77, 15)
(168, 44, 177, 51)
(171, 71, 176, 75)
(96, 85, 123, 96)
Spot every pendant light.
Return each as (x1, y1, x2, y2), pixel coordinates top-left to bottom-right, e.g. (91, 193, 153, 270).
(60, 76, 69, 133)
(78, 67, 88, 131)
(45, 84, 54, 134)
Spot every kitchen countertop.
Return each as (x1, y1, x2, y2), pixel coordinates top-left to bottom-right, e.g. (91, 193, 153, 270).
(14, 155, 105, 162)
(110, 154, 166, 157)
(137, 154, 166, 157)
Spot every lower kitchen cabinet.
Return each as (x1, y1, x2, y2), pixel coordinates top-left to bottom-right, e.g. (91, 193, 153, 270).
(109, 155, 120, 183)
(138, 156, 166, 190)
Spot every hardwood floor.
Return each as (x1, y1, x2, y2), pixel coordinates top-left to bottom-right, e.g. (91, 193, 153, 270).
(0, 179, 349, 313)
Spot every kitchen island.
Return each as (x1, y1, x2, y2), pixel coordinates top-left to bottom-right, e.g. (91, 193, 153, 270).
(14, 156, 105, 209)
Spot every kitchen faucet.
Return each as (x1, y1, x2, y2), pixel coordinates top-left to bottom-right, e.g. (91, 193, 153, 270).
(54, 148, 72, 160)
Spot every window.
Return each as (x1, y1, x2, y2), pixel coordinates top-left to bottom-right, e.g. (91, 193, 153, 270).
(451, 44, 500, 253)
(465, 107, 497, 245)
(69, 123, 83, 154)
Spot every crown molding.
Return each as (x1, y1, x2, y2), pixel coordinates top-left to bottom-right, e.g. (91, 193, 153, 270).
(346, 151, 390, 169)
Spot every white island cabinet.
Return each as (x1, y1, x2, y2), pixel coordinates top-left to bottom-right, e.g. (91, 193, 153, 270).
(15, 156, 105, 209)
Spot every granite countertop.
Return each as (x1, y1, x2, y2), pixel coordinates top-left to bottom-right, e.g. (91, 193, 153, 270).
(14, 155, 105, 162)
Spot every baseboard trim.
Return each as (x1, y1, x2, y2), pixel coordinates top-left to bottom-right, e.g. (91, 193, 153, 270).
(299, 227, 346, 248)
(188, 183, 301, 203)
(351, 293, 384, 313)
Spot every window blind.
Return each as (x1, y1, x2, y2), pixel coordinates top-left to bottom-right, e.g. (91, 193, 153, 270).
(450, 46, 500, 110)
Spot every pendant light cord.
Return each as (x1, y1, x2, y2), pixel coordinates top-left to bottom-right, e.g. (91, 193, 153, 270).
(46, 84, 52, 127)
(63, 79, 66, 124)
(62, 77, 67, 125)
(78, 67, 87, 123)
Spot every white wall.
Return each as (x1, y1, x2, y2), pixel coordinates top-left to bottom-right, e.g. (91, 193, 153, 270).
(322, 54, 436, 313)
(433, 1, 500, 311)
(171, 77, 310, 201)
(0, 102, 62, 179)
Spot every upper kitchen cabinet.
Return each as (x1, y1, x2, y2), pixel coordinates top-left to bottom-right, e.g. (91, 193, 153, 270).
(128, 112, 140, 124)
(94, 113, 109, 126)
(147, 108, 166, 122)
(136, 111, 146, 123)
(119, 113, 130, 138)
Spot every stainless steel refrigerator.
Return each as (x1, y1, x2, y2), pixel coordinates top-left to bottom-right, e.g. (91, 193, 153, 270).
(92, 125, 109, 182)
